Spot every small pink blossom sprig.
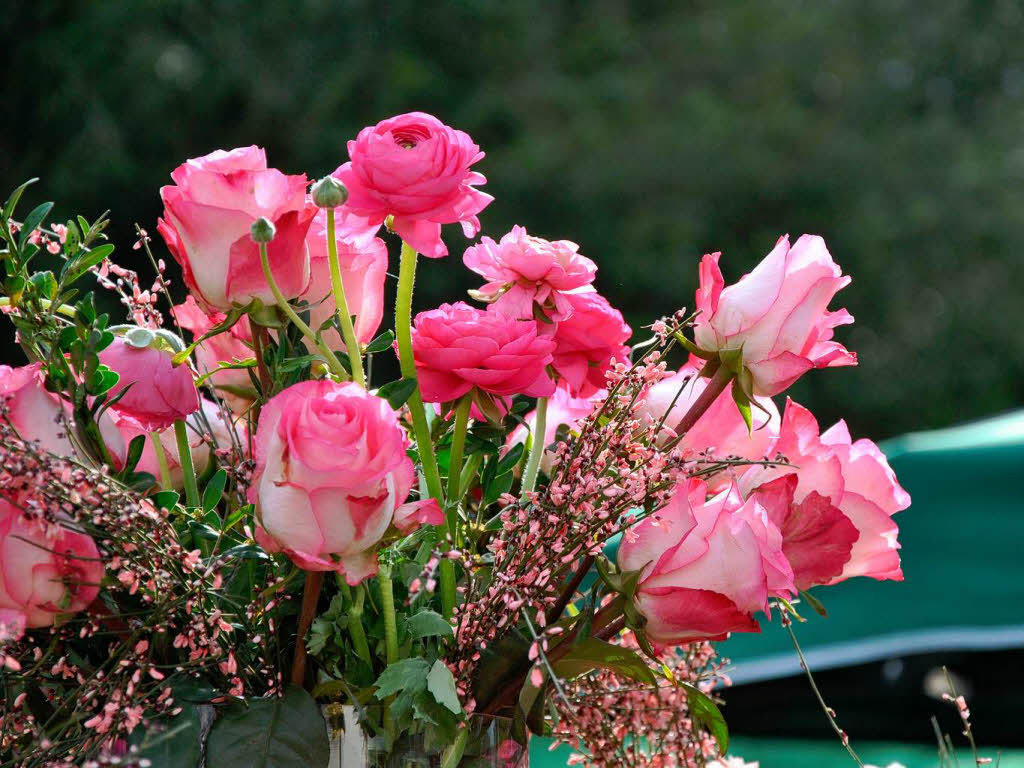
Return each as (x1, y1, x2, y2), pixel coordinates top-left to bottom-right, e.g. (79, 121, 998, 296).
(0, 417, 279, 767)
(551, 632, 730, 767)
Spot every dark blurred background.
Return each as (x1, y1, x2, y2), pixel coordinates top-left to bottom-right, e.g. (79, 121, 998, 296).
(4, 0, 1024, 440)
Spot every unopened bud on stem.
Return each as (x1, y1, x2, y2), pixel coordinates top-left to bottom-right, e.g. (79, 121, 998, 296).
(250, 217, 276, 243)
(311, 176, 348, 209)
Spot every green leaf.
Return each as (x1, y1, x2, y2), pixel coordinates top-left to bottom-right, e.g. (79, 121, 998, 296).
(222, 543, 271, 561)
(2, 178, 38, 224)
(731, 383, 753, 433)
(552, 637, 657, 685)
(202, 469, 228, 513)
(496, 442, 525, 475)
(62, 243, 114, 284)
(173, 307, 246, 365)
(406, 610, 454, 639)
(18, 202, 54, 250)
(800, 589, 828, 618)
(684, 682, 729, 753)
(122, 434, 147, 475)
(131, 703, 204, 768)
(365, 329, 395, 354)
(374, 658, 431, 699)
(378, 377, 417, 409)
(151, 490, 180, 510)
(206, 685, 330, 768)
(426, 659, 463, 714)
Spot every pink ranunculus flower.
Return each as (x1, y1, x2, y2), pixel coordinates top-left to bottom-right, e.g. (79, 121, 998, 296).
(0, 499, 104, 629)
(745, 399, 911, 585)
(158, 146, 316, 311)
(173, 296, 255, 409)
(693, 234, 857, 396)
(0, 363, 126, 463)
(618, 478, 794, 646)
(303, 209, 388, 348)
(99, 334, 200, 432)
(507, 386, 604, 476)
(333, 112, 493, 258)
(249, 380, 443, 583)
(111, 398, 242, 490)
(410, 302, 556, 404)
(463, 225, 597, 321)
(550, 292, 632, 398)
(636, 359, 779, 474)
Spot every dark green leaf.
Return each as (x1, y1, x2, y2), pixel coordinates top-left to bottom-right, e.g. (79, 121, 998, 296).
(684, 683, 729, 754)
(18, 202, 54, 250)
(374, 658, 431, 699)
(426, 659, 462, 714)
(152, 490, 180, 510)
(552, 637, 656, 685)
(206, 685, 329, 768)
(365, 329, 395, 354)
(496, 442, 525, 475)
(222, 544, 271, 561)
(2, 178, 38, 224)
(406, 610, 454, 639)
(131, 703, 204, 768)
(203, 469, 228, 513)
(123, 434, 147, 475)
(63, 243, 114, 284)
(378, 377, 417, 409)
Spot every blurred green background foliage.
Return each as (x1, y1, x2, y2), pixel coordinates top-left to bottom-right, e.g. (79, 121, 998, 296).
(3, 0, 1023, 439)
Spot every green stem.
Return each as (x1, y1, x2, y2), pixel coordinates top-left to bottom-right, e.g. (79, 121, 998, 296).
(395, 241, 444, 507)
(257, 241, 348, 380)
(445, 395, 472, 509)
(347, 584, 373, 664)
(378, 562, 399, 665)
(0, 296, 76, 317)
(173, 420, 199, 508)
(520, 395, 549, 499)
(326, 208, 366, 388)
(149, 432, 173, 491)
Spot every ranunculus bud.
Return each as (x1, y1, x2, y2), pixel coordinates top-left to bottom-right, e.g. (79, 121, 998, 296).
(692, 234, 857, 397)
(250, 217, 276, 244)
(410, 302, 556, 404)
(311, 176, 348, 209)
(0, 499, 104, 629)
(618, 478, 794, 646)
(158, 146, 315, 312)
(99, 334, 200, 431)
(334, 112, 492, 257)
(249, 380, 443, 584)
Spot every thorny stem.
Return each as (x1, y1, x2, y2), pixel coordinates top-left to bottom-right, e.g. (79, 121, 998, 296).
(783, 615, 864, 767)
(325, 208, 366, 388)
(520, 395, 549, 499)
(257, 241, 348, 380)
(290, 570, 325, 686)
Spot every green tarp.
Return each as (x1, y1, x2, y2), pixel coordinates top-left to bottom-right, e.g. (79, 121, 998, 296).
(531, 409, 1024, 766)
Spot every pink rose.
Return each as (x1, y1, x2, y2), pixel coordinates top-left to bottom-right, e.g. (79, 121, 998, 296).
(0, 499, 104, 629)
(635, 360, 779, 484)
(550, 292, 632, 398)
(507, 386, 603, 476)
(249, 380, 443, 583)
(463, 225, 597, 320)
(334, 112, 492, 258)
(0, 363, 126, 463)
(100, 336, 200, 432)
(618, 478, 794, 646)
(693, 234, 857, 396)
(159, 146, 316, 311)
(173, 296, 255, 407)
(111, 398, 242, 489)
(303, 209, 388, 347)
(0, 609, 26, 644)
(745, 399, 910, 585)
(411, 302, 556, 404)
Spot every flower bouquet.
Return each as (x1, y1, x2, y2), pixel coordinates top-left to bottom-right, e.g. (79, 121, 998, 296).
(0, 112, 909, 768)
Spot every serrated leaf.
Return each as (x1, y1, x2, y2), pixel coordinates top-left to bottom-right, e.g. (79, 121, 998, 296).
(406, 610, 454, 639)
(206, 685, 329, 768)
(552, 637, 656, 686)
(426, 659, 462, 714)
(202, 469, 228, 513)
(374, 658, 430, 699)
(683, 682, 729, 753)
(378, 377, 417, 409)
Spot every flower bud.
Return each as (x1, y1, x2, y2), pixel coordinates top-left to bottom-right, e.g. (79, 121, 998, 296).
(311, 176, 348, 209)
(250, 217, 276, 243)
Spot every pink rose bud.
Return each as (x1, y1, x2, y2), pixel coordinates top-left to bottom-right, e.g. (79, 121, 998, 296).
(158, 146, 316, 312)
(0, 363, 126, 463)
(249, 380, 443, 584)
(334, 112, 493, 258)
(635, 359, 779, 484)
(99, 334, 200, 431)
(302, 209, 388, 347)
(0, 498, 104, 629)
(693, 234, 857, 396)
(744, 399, 910, 585)
(618, 478, 794, 647)
(410, 302, 556, 404)
(173, 297, 256, 411)
(550, 292, 632, 398)
(462, 225, 597, 321)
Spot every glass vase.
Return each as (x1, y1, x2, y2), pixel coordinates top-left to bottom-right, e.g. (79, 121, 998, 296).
(323, 705, 528, 768)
